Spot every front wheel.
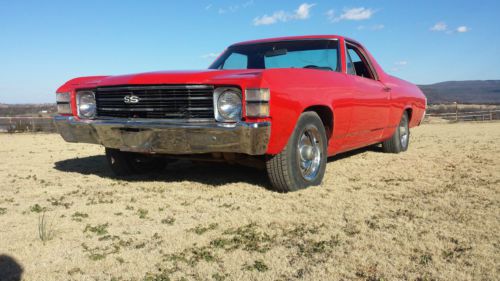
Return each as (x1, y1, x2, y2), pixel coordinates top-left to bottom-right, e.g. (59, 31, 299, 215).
(265, 112, 328, 192)
(382, 111, 410, 153)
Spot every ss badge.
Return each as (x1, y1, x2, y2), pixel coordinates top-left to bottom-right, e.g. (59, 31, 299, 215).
(124, 95, 140, 104)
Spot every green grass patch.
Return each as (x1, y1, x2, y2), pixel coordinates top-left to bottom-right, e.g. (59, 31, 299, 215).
(84, 223, 109, 236)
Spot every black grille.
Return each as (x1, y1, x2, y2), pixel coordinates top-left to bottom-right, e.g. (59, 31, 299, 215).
(95, 85, 214, 120)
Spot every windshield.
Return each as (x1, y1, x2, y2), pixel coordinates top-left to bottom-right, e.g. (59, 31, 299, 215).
(209, 40, 340, 72)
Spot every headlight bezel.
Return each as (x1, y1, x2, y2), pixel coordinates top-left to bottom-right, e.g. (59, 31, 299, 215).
(76, 90, 96, 119)
(214, 87, 242, 122)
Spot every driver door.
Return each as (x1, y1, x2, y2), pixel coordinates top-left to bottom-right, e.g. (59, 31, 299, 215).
(343, 43, 390, 148)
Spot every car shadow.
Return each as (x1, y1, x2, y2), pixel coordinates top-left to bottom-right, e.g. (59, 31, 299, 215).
(327, 144, 383, 162)
(54, 155, 271, 188)
(0, 255, 23, 281)
(54, 145, 382, 189)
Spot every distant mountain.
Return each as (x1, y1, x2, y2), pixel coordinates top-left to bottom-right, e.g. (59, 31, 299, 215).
(418, 80, 500, 104)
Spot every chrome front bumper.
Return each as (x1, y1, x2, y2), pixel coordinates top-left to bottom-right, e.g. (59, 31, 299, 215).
(54, 116, 270, 155)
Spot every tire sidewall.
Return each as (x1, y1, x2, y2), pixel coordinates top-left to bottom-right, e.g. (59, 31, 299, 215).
(400, 112, 410, 152)
(287, 112, 328, 190)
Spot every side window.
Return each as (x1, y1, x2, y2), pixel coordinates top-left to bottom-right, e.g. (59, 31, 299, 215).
(221, 53, 247, 69)
(346, 45, 376, 80)
(346, 50, 356, 75)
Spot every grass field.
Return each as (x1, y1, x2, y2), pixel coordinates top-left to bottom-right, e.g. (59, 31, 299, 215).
(0, 122, 499, 281)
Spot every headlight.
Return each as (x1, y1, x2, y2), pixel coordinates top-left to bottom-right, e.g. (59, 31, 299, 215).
(56, 92, 72, 115)
(215, 88, 242, 122)
(76, 91, 96, 119)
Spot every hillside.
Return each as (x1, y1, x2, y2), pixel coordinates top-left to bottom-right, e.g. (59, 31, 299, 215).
(418, 80, 500, 104)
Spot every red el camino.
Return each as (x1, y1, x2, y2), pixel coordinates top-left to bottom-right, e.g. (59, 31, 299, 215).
(54, 35, 426, 192)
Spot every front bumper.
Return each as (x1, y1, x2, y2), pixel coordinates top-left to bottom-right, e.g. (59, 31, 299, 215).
(54, 116, 270, 155)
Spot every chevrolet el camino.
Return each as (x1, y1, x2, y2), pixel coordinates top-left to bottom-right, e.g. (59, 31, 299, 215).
(54, 35, 426, 192)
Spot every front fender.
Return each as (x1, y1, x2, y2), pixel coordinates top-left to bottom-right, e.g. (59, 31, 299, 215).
(262, 69, 352, 155)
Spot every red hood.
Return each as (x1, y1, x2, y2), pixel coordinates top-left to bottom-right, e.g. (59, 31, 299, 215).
(57, 70, 265, 92)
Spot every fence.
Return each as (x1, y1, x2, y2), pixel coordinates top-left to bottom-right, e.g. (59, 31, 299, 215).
(425, 109, 500, 122)
(0, 110, 499, 133)
(0, 117, 57, 133)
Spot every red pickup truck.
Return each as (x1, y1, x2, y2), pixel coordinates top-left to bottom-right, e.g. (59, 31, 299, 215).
(54, 35, 426, 192)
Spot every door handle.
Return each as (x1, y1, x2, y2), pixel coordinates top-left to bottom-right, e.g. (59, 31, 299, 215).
(383, 86, 392, 92)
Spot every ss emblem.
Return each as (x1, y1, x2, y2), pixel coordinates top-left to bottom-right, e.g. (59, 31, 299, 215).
(124, 95, 140, 104)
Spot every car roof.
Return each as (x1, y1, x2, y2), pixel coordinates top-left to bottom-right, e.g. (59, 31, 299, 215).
(231, 35, 360, 47)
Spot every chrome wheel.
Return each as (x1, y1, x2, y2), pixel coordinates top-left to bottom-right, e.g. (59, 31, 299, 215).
(399, 114, 409, 148)
(297, 126, 322, 181)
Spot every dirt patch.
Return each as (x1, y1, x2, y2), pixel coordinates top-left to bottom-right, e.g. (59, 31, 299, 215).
(0, 122, 499, 280)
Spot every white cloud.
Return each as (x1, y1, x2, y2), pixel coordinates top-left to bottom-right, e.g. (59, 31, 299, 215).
(205, 4, 212, 10)
(329, 7, 375, 22)
(326, 10, 335, 22)
(430, 22, 471, 34)
(295, 3, 315, 19)
(357, 24, 384, 31)
(253, 11, 286, 25)
(430, 22, 447, 31)
(392, 61, 408, 72)
(456, 26, 470, 33)
(213, 1, 253, 14)
(218, 5, 239, 14)
(201, 53, 219, 59)
(242, 0, 254, 8)
(253, 3, 315, 26)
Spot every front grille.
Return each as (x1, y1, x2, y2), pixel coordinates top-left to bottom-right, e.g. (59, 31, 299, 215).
(95, 85, 215, 120)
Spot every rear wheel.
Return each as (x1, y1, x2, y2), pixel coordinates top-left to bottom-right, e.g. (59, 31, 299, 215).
(265, 112, 328, 192)
(382, 111, 410, 153)
(105, 148, 167, 176)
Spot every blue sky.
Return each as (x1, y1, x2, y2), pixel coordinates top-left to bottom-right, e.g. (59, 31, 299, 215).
(1, 0, 499, 103)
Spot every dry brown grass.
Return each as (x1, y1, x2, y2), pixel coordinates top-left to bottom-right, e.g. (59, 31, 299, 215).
(0, 122, 499, 281)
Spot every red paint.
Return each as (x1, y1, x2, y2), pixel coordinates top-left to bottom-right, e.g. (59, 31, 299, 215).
(56, 35, 426, 156)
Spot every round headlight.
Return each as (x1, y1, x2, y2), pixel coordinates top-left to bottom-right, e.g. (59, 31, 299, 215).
(217, 90, 242, 121)
(77, 91, 96, 118)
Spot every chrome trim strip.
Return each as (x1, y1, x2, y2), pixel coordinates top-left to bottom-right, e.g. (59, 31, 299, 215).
(231, 38, 339, 47)
(96, 97, 213, 101)
(94, 117, 215, 123)
(98, 107, 213, 112)
(345, 40, 380, 81)
(97, 85, 214, 91)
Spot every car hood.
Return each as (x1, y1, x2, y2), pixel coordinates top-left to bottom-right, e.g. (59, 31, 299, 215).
(60, 70, 265, 92)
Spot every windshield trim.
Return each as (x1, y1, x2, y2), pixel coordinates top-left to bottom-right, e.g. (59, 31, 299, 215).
(230, 38, 339, 47)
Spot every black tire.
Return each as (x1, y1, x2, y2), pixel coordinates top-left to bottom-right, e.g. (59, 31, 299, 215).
(382, 111, 410, 153)
(265, 112, 328, 192)
(105, 148, 167, 176)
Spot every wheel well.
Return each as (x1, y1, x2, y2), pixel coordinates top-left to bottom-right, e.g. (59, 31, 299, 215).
(304, 105, 333, 139)
(405, 108, 413, 122)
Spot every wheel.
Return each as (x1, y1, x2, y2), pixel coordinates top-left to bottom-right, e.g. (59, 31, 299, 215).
(105, 148, 167, 176)
(265, 112, 328, 192)
(382, 111, 410, 153)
